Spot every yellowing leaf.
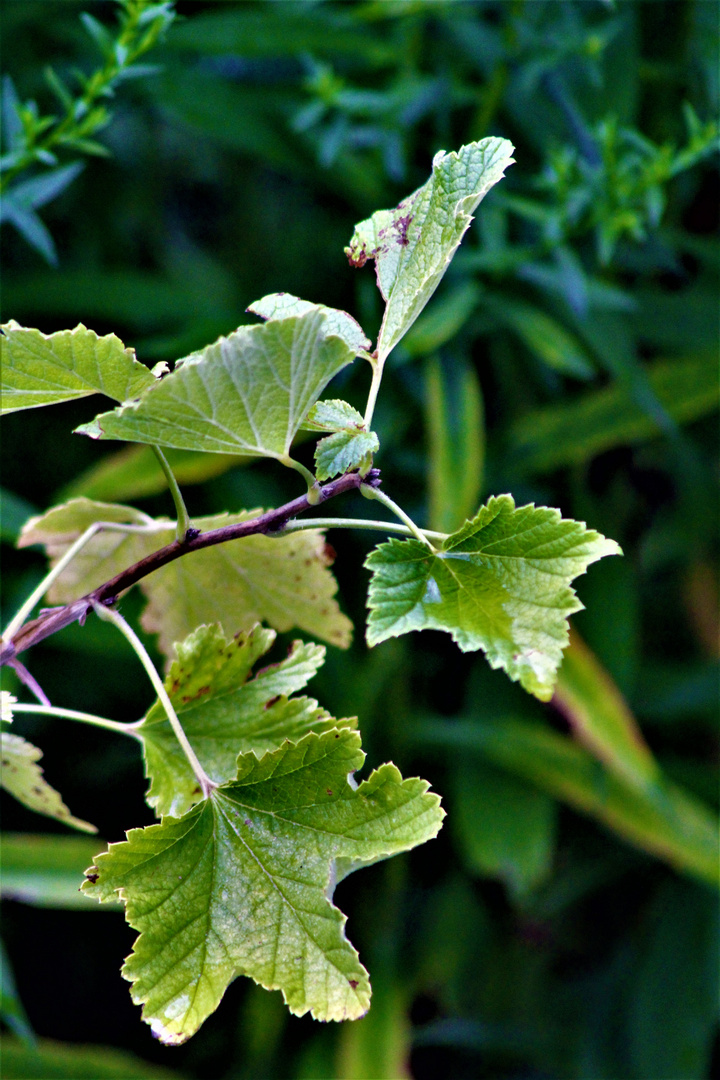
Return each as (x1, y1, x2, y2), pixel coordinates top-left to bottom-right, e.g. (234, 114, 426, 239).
(20, 498, 352, 659)
(1, 732, 96, 833)
(0, 322, 156, 414)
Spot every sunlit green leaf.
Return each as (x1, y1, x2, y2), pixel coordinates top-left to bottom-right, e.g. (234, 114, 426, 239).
(0, 322, 156, 414)
(139, 623, 356, 817)
(83, 729, 444, 1042)
(345, 138, 514, 361)
(248, 293, 371, 355)
(366, 495, 620, 700)
(78, 310, 357, 461)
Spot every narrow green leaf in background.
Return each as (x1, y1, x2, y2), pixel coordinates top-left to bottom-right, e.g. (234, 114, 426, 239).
(83, 729, 444, 1042)
(0, 833, 117, 909)
(366, 495, 620, 700)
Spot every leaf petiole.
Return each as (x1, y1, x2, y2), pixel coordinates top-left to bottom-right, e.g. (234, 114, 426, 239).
(359, 485, 437, 550)
(151, 446, 192, 541)
(91, 601, 217, 799)
(9, 702, 142, 739)
(274, 516, 448, 542)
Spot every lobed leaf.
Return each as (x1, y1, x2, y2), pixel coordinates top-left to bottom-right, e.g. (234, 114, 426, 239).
(20, 498, 352, 658)
(139, 623, 356, 817)
(345, 138, 515, 361)
(82, 729, 444, 1042)
(77, 310, 357, 460)
(0, 322, 157, 414)
(1, 732, 96, 833)
(248, 293, 371, 355)
(365, 495, 621, 700)
(299, 399, 379, 480)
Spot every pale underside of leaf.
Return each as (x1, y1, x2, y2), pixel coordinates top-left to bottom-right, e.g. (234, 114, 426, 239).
(365, 494, 621, 700)
(1, 732, 96, 833)
(19, 498, 353, 659)
(248, 294, 371, 356)
(139, 623, 356, 817)
(0, 321, 156, 414)
(345, 138, 515, 361)
(76, 310, 357, 459)
(82, 730, 444, 1043)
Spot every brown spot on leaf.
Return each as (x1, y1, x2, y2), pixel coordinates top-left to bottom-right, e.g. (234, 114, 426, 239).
(264, 695, 281, 710)
(394, 213, 413, 246)
(348, 979, 359, 990)
(323, 542, 336, 563)
(326, 788, 333, 796)
(85, 868, 99, 884)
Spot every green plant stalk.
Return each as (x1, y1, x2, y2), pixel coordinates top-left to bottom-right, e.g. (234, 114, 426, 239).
(10, 702, 141, 739)
(281, 455, 321, 500)
(363, 357, 384, 429)
(1, 520, 163, 645)
(0, 0, 172, 192)
(276, 517, 448, 541)
(360, 485, 436, 550)
(152, 446, 191, 540)
(91, 600, 216, 798)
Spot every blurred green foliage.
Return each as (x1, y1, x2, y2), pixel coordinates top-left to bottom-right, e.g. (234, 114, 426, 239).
(1, 1, 718, 1078)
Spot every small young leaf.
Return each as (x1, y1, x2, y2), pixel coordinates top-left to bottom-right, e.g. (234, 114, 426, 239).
(78, 310, 357, 460)
(82, 729, 443, 1042)
(300, 399, 379, 479)
(138, 623, 356, 817)
(365, 495, 621, 701)
(1, 732, 96, 833)
(1, 202, 58, 266)
(248, 293, 371, 355)
(20, 499, 353, 658)
(0, 323, 156, 414)
(345, 138, 515, 361)
(6, 161, 85, 210)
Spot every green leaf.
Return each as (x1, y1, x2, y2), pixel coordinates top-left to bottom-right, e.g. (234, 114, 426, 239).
(365, 495, 621, 700)
(555, 630, 658, 789)
(301, 399, 379, 480)
(138, 623, 356, 817)
(82, 729, 443, 1042)
(78, 310, 357, 460)
(248, 293, 371, 355)
(0, 488, 38, 545)
(345, 138, 514, 361)
(0, 322, 157, 414)
(0, 732, 96, 833)
(20, 498, 353, 658)
(510, 354, 720, 475)
(452, 759, 556, 899)
(424, 355, 484, 534)
(416, 718, 719, 887)
(0, 833, 119, 909)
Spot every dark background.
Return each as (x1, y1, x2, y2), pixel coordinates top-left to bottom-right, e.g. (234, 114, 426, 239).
(1, 2, 718, 1078)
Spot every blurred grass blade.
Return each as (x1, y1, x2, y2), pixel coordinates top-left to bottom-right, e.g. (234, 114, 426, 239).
(453, 758, 556, 898)
(424, 354, 485, 533)
(403, 280, 481, 357)
(510, 354, 719, 474)
(0, 833, 119, 909)
(0, 488, 38, 545)
(554, 629, 658, 789)
(1, 938, 36, 1046)
(483, 296, 596, 379)
(415, 718, 720, 887)
(58, 445, 249, 503)
(336, 967, 411, 1079)
(0, 1038, 182, 1079)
